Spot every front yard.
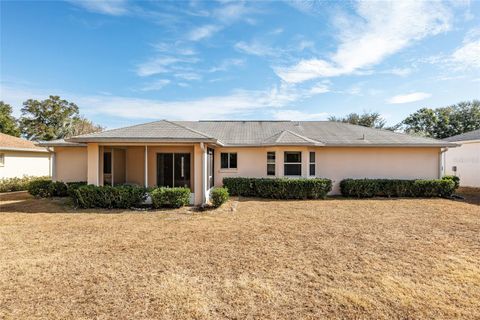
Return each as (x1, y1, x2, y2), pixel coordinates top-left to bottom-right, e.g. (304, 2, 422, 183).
(1, 191, 479, 319)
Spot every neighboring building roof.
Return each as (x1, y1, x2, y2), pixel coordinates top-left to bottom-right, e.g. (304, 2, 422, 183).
(37, 139, 86, 147)
(0, 133, 49, 153)
(63, 120, 457, 147)
(444, 129, 480, 142)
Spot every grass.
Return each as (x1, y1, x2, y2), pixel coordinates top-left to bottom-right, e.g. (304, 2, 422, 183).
(1, 190, 479, 319)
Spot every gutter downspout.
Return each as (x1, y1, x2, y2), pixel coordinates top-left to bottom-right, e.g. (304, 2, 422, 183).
(439, 147, 448, 178)
(46, 147, 55, 180)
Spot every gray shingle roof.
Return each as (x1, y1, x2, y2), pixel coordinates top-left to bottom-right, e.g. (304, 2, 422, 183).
(444, 129, 480, 142)
(37, 139, 86, 147)
(64, 120, 456, 147)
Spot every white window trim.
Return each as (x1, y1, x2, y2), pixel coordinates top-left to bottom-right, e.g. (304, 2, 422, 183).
(221, 152, 237, 170)
(284, 151, 302, 177)
(267, 151, 275, 176)
(309, 151, 316, 176)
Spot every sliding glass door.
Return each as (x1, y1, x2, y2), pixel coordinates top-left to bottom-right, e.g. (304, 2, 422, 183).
(157, 153, 191, 189)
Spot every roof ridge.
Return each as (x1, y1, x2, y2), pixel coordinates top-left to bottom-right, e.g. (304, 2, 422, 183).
(70, 119, 166, 139)
(166, 120, 214, 139)
(282, 130, 323, 144)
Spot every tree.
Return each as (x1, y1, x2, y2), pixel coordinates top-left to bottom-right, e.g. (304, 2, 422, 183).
(0, 101, 20, 137)
(328, 112, 386, 129)
(401, 100, 480, 139)
(65, 116, 104, 138)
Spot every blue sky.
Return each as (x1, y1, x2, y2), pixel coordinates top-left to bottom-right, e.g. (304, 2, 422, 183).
(1, 0, 479, 129)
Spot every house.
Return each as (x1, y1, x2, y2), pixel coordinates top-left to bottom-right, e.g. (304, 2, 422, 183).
(0, 133, 51, 179)
(39, 120, 456, 205)
(443, 129, 480, 187)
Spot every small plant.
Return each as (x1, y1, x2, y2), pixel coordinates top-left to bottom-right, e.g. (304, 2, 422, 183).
(210, 187, 229, 208)
(442, 175, 460, 190)
(150, 187, 191, 208)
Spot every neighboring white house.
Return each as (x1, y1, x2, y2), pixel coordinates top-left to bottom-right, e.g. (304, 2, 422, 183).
(0, 133, 51, 179)
(444, 129, 480, 187)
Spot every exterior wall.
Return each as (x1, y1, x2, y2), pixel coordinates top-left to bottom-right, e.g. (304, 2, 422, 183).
(54, 147, 88, 182)
(444, 141, 480, 187)
(213, 146, 441, 194)
(0, 151, 51, 179)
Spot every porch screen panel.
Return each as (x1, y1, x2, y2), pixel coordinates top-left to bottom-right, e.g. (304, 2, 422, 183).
(174, 153, 191, 189)
(157, 153, 174, 187)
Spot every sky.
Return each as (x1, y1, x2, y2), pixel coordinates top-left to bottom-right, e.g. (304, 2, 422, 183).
(1, 0, 479, 129)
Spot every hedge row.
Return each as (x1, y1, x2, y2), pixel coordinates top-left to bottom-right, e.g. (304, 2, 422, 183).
(28, 180, 87, 198)
(0, 176, 50, 193)
(70, 185, 192, 209)
(223, 177, 332, 199)
(340, 176, 459, 198)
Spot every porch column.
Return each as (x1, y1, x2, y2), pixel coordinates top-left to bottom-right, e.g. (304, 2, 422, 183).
(301, 149, 309, 178)
(194, 143, 206, 206)
(144, 145, 148, 188)
(87, 143, 100, 185)
(111, 148, 115, 186)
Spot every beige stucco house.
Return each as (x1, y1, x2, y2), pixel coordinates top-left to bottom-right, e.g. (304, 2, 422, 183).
(0, 133, 51, 179)
(39, 120, 456, 205)
(444, 129, 480, 187)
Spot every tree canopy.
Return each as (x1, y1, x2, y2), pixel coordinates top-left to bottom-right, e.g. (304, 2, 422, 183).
(0, 101, 21, 137)
(328, 112, 386, 129)
(401, 100, 480, 139)
(19, 95, 102, 140)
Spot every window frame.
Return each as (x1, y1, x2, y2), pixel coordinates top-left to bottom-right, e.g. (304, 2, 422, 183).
(309, 151, 316, 176)
(284, 151, 302, 176)
(220, 152, 237, 169)
(267, 151, 275, 176)
(0, 153, 4, 167)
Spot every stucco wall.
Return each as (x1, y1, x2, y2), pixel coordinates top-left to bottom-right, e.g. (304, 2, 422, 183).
(125, 147, 145, 186)
(213, 146, 441, 194)
(0, 151, 51, 179)
(444, 141, 480, 187)
(54, 147, 88, 182)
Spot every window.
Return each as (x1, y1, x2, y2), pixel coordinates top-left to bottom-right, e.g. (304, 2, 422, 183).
(103, 152, 112, 174)
(284, 151, 301, 176)
(0, 153, 4, 167)
(267, 151, 275, 176)
(309, 152, 316, 176)
(221, 152, 237, 169)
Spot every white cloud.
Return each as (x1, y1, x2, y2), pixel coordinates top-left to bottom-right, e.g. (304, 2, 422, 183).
(271, 110, 329, 121)
(235, 41, 277, 57)
(213, 2, 253, 23)
(187, 24, 221, 41)
(69, 0, 128, 16)
(384, 67, 413, 77)
(136, 56, 198, 77)
(174, 72, 202, 81)
(276, 0, 452, 83)
(208, 58, 245, 72)
(309, 83, 330, 95)
(140, 79, 170, 91)
(387, 92, 431, 104)
(451, 38, 480, 69)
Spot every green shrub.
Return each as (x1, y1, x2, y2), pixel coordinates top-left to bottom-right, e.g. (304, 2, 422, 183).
(442, 175, 460, 189)
(223, 177, 332, 199)
(28, 179, 54, 198)
(0, 176, 50, 193)
(49, 181, 68, 197)
(71, 185, 147, 209)
(222, 177, 255, 196)
(340, 178, 456, 198)
(210, 187, 229, 207)
(66, 181, 87, 197)
(151, 187, 191, 208)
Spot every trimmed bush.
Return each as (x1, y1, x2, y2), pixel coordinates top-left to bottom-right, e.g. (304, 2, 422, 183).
(223, 177, 332, 200)
(66, 181, 87, 197)
(28, 179, 54, 198)
(340, 178, 456, 198)
(151, 187, 190, 208)
(210, 187, 229, 208)
(0, 176, 50, 193)
(49, 181, 68, 197)
(71, 184, 147, 209)
(442, 175, 460, 190)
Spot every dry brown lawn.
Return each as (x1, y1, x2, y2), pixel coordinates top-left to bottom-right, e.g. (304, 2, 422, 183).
(1, 190, 479, 319)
